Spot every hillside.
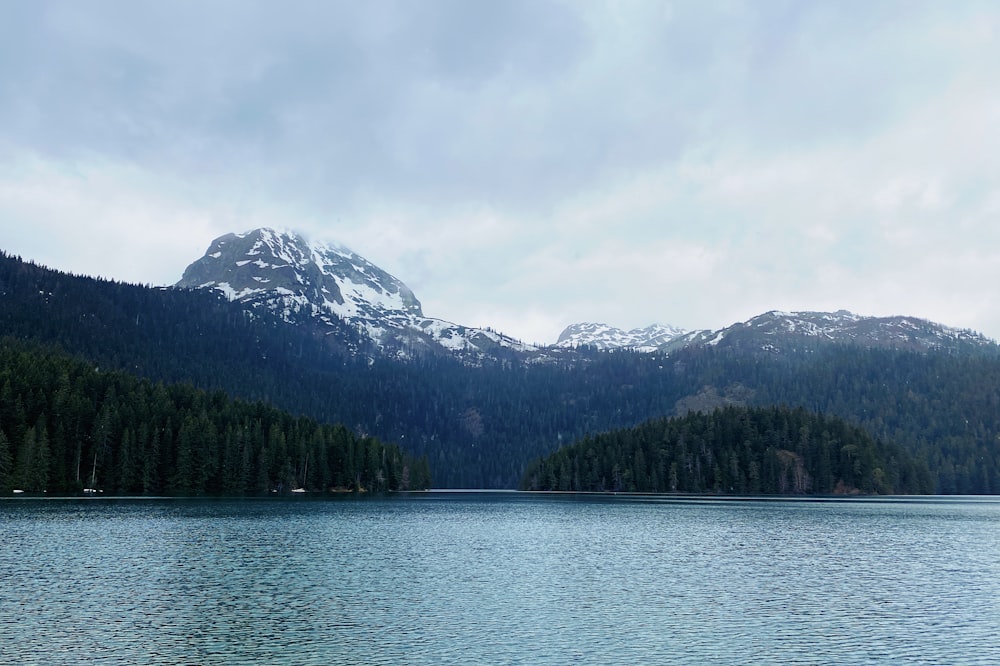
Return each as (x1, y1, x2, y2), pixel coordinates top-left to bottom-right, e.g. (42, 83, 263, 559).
(672, 309, 994, 355)
(0, 338, 430, 495)
(520, 405, 933, 495)
(2, 250, 999, 492)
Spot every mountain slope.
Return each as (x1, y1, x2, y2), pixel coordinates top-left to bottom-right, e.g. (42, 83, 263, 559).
(176, 228, 537, 358)
(688, 310, 995, 354)
(556, 322, 686, 352)
(177, 228, 422, 328)
(564, 310, 996, 355)
(521, 405, 932, 494)
(3, 248, 1000, 492)
(0, 336, 430, 495)
(178, 230, 996, 360)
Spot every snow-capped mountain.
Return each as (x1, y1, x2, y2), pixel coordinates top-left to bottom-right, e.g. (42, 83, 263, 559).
(177, 230, 995, 360)
(556, 322, 686, 352)
(560, 310, 995, 355)
(670, 310, 994, 354)
(176, 228, 536, 358)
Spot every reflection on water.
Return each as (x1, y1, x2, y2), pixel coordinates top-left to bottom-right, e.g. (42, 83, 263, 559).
(2, 494, 999, 665)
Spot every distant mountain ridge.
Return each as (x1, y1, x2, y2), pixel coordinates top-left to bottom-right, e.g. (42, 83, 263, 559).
(556, 322, 687, 352)
(177, 228, 995, 359)
(664, 309, 995, 354)
(560, 310, 994, 355)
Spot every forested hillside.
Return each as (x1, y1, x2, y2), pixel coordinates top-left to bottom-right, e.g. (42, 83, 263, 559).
(0, 252, 697, 487)
(673, 345, 1000, 494)
(0, 251, 367, 391)
(2, 251, 999, 492)
(0, 338, 430, 495)
(520, 405, 933, 495)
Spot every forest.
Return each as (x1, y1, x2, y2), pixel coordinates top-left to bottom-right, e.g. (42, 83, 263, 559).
(2, 250, 1000, 493)
(520, 405, 933, 495)
(0, 338, 430, 495)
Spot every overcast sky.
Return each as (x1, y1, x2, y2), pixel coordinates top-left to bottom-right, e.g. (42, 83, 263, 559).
(2, 1, 998, 344)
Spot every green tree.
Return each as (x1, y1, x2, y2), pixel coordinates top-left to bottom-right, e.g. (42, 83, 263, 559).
(0, 428, 13, 492)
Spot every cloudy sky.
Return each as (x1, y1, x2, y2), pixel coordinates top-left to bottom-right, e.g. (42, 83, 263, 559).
(2, 1, 999, 344)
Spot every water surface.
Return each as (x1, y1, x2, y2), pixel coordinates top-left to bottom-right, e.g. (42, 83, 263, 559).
(2, 493, 999, 664)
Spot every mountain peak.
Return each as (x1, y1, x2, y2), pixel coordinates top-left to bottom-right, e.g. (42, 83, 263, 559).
(555, 309, 995, 355)
(177, 227, 423, 321)
(176, 227, 537, 359)
(698, 309, 995, 353)
(556, 322, 686, 351)
(177, 231, 994, 360)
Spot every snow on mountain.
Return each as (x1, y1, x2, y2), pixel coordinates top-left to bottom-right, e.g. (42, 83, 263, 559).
(686, 309, 995, 354)
(176, 230, 994, 360)
(176, 228, 537, 358)
(556, 322, 687, 352)
(557, 310, 995, 355)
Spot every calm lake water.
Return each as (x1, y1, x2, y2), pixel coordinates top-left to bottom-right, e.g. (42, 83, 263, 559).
(2, 493, 999, 665)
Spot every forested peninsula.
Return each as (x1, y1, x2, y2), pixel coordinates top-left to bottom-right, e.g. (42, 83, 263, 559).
(520, 405, 933, 495)
(0, 339, 430, 495)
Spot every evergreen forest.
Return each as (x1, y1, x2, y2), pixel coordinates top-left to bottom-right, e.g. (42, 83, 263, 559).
(2, 251, 999, 493)
(0, 338, 430, 495)
(520, 406, 933, 495)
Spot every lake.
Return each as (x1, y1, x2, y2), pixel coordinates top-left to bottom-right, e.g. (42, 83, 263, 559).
(2, 493, 999, 665)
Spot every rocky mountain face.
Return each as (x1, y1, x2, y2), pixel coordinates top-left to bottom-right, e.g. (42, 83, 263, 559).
(556, 310, 996, 353)
(673, 310, 995, 354)
(176, 228, 537, 359)
(177, 229, 995, 361)
(555, 322, 687, 352)
(563, 309, 996, 355)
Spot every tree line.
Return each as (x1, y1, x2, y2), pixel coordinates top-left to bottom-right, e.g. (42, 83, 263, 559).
(0, 338, 430, 495)
(520, 405, 933, 495)
(2, 251, 999, 492)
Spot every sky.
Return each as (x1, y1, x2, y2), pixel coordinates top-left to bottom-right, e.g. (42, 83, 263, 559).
(2, 0, 999, 345)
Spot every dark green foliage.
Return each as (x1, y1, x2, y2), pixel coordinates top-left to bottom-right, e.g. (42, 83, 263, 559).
(0, 338, 430, 494)
(520, 406, 932, 495)
(2, 251, 999, 492)
(674, 345, 1000, 494)
(0, 252, 698, 487)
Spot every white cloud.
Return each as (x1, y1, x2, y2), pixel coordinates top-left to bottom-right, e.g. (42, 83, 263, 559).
(2, 1, 1000, 343)
(0, 158, 222, 283)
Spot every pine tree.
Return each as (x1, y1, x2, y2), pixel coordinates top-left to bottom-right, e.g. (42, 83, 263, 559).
(0, 427, 13, 492)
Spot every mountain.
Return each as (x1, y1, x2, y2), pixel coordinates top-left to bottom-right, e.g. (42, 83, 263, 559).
(563, 310, 995, 355)
(4, 246, 1000, 492)
(556, 322, 686, 352)
(178, 230, 995, 361)
(176, 228, 537, 359)
(678, 309, 995, 354)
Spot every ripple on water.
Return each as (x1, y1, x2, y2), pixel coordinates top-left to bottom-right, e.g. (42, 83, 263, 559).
(1, 496, 999, 665)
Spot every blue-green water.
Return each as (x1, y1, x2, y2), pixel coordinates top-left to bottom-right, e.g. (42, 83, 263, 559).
(2, 493, 999, 665)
